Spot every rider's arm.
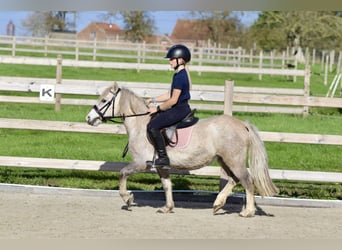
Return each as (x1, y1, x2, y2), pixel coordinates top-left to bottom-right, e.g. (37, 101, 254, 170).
(158, 89, 181, 111)
(146, 91, 170, 104)
(148, 89, 181, 114)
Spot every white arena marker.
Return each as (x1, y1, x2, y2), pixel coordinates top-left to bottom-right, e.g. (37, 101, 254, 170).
(40, 84, 55, 102)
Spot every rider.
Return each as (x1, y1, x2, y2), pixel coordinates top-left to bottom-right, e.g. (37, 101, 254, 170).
(146, 44, 192, 169)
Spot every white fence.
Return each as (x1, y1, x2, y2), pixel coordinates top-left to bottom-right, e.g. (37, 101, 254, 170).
(0, 35, 299, 70)
(1, 78, 342, 183)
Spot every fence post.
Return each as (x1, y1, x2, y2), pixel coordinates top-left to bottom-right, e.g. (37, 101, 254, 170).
(258, 51, 263, 80)
(312, 49, 316, 65)
(321, 51, 326, 71)
(198, 47, 203, 76)
(75, 40, 79, 61)
(303, 62, 310, 117)
(337, 51, 342, 75)
(44, 35, 48, 57)
(324, 55, 329, 85)
(142, 41, 146, 63)
(55, 55, 62, 111)
(92, 38, 97, 61)
(281, 51, 285, 69)
(293, 58, 298, 83)
(223, 80, 234, 116)
(329, 50, 335, 73)
(249, 48, 253, 65)
(137, 43, 141, 73)
(11, 36, 16, 57)
(220, 80, 234, 190)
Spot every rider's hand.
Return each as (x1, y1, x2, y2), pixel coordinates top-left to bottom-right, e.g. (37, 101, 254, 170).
(145, 98, 152, 105)
(148, 106, 158, 114)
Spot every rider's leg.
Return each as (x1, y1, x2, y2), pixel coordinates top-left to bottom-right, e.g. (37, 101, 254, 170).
(147, 128, 170, 168)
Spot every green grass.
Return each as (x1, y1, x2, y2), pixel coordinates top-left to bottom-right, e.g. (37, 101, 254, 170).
(0, 60, 341, 200)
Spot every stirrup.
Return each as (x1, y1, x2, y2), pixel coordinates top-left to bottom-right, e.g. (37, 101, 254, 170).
(146, 160, 170, 170)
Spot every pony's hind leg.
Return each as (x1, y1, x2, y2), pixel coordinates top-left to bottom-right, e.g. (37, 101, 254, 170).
(231, 167, 256, 217)
(156, 168, 174, 213)
(217, 157, 256, 217)
(213, 161, 237, 214)
(238, 174, 256, 217)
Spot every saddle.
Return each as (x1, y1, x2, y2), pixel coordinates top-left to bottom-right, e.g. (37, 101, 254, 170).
(122, 109, 198, 158)
(162, 109, 199, 147)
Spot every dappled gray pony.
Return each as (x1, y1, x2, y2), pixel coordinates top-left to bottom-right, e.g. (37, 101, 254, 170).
(86, 83, 279, 217)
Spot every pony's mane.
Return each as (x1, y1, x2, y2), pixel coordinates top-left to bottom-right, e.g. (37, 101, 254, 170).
(120, 87, 147, 113)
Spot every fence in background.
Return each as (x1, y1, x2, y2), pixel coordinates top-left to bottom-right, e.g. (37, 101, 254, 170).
(0, 53, 341, 184)
(1, 78, 342, 183)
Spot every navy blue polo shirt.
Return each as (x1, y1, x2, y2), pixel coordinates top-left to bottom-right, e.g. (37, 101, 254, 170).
(170, 69, 191, 105)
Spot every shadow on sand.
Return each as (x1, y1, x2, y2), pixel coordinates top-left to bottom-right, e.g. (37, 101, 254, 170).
(121, 191, 274, 217)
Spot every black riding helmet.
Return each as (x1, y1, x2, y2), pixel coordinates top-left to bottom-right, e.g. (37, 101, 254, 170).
(165, 44, 191, 63)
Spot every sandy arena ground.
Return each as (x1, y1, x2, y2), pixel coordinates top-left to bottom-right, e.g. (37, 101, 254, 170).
(0, 185, 341, 239)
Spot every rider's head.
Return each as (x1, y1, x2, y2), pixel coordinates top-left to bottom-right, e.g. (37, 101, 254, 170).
(165, 44, 191, 70)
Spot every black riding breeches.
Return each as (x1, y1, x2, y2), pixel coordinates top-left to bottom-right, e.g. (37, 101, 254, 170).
(147, 102, 191, 131)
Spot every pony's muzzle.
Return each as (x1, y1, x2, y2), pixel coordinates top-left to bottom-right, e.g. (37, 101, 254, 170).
(86, 110, 102, 126)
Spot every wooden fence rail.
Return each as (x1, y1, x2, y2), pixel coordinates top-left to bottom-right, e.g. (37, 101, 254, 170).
(0, 35, 298, 70)
(1, 76, 342, 115)
(1, 156, 342, 183)
(1, 57, 341, 184)
(1, 118, 342, 146)
(0, 55, 305, 79)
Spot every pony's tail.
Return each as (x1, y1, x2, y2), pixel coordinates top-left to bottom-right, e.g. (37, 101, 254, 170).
(245, 121, 279, 197)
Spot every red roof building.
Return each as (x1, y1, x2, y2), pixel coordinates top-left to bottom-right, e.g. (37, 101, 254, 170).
(170, 19, 210, 46)
(77, 22, 124, 41)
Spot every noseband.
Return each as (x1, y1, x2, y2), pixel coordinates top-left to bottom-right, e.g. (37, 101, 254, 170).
(93, 87, 149, 123)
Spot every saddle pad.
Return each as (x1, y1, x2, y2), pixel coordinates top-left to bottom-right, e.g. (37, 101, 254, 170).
(172, 126, 194, 149)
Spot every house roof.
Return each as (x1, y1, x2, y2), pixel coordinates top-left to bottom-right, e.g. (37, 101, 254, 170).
(93, 22, 122, 34)
(171, 19, 210, 41)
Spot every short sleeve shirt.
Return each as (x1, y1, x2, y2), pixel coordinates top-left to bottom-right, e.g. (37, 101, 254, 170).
(170, 69, 191, 105)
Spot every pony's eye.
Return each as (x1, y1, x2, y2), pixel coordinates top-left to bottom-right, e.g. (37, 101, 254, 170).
(101, 99, 107, 103)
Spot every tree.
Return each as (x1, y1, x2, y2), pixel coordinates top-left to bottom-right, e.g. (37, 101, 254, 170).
(22, 12, 51, 36)
(190, 11, 244, 47)
(22, 11, 77, 36)
(50, 11, 76, 32)
(248, 12, 288, 51)
(104, 11, 155, 42)
(249, 11, 342, 51)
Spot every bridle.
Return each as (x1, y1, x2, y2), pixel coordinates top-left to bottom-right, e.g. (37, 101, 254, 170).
(92, 87, 150, 158)
(93, 87, 149, 123)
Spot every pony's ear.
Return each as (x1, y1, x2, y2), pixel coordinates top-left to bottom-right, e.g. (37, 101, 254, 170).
(112, 82, 119, 92)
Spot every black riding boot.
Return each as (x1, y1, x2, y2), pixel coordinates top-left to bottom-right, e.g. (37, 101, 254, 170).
(146, 128, 170, 169)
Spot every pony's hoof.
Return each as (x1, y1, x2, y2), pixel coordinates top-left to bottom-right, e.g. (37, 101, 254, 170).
(213, 204, 223, 214)
(123, 194, 135, 207)
(239, 209, 255, 218)
(121, 205, 133, 211)
(156, 206, 174, 213)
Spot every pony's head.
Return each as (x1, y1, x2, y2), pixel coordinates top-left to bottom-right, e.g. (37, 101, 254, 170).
(86, 82, 149, 126)
(86, 82, 122, 126)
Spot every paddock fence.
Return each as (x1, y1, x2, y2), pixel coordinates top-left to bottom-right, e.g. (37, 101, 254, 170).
(1, 35, 341, 74)
(1, 78, 342, 184)
(0, 35, 299, 71)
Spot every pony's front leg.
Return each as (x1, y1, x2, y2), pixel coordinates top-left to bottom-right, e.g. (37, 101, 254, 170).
(156, 168, 174, 213)
(119, 163, 142, 209)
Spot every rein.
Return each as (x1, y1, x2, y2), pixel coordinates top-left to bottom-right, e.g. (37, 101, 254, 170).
(93, 87, 150, 158)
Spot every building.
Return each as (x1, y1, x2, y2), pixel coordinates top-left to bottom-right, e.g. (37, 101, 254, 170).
(77, 22, 124, 41)
(170, 19, 210, 47)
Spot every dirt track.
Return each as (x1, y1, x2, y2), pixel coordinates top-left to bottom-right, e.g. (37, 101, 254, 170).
(0, 186, 341, 239)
